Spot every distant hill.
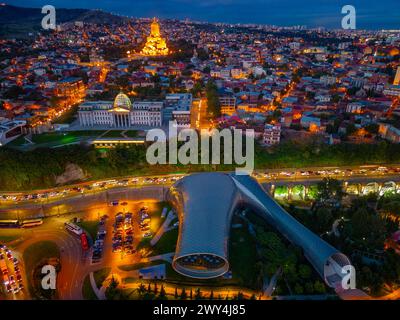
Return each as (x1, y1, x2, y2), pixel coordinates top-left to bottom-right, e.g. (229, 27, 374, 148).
(0, 4, 128, 38)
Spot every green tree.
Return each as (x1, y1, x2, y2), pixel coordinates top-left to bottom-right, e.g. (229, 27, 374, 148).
(154, 282, 158, 295)
(158, 285, 167, 299)
(298, 264, 312, 280)
(105, 276, 120, 300)
(346, 123, 357, 136)
(205, 79, 221, 119)
(294, 284, 304, 295)
(180, 288, 187, 300)
(138, 283, 146, 295)
(313, 281, 326, 294)
(364, 123, 379, 135)
(195, 288, 202, 300)
(191, 81, 203, 97)
(236, 292, 245, 300)
(316, 178, 344, 204)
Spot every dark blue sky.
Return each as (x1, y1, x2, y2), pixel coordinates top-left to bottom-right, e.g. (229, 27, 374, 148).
(7, 0, 400, 29)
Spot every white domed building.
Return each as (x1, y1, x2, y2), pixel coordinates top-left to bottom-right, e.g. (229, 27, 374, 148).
(78, 92, 163, 128)
(113, 92, 132, 110)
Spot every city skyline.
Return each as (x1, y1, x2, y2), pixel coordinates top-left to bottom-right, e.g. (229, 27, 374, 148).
(6, 0, 400, 30)
(1, 1, 400, 304)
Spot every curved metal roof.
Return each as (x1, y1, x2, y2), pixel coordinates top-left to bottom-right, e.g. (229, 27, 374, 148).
(168, 172, 239, 261)
(167, 172, 351, 287)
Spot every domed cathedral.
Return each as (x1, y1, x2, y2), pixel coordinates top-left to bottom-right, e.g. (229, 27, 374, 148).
(150, 17, 161, 37)
(140, 18, 169, 56)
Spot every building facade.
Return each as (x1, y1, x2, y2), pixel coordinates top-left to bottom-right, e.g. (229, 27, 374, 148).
(220, 96, 237, 116)
(164, 93, 192, 128)
(263, 123, 281, 146)
(141, 18, 169, 56)
(0, 120, 26, 146)
(167, 172, 352, 290)
(78, 93, 163, 128)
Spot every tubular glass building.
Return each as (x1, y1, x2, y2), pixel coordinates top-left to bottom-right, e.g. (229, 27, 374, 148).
(167, 172, 351, 289)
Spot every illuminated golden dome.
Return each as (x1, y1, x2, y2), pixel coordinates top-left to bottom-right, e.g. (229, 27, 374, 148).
(151, 18, 161, 37)
(113, 92, 132, 110)
(141, 18, 169, 56)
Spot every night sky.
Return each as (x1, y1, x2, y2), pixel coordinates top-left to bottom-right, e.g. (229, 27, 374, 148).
(6, 0, 400, 29)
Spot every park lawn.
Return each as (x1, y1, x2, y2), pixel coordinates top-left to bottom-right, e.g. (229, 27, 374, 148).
(93, 267, 111, 288)
(0, 229, 23, 244)
(0, 234, 21, 243)
(151, 228, 178, 256)
(124, 130, 139, 138)
(102, 130, 125, 138)
(66, 130, 106, 137)
(31, 133, 78, 145)
(23, 241, 60, 273)
(102, 130, 130, 138)
(100, 130, 139, 138)
(6, 135, 28, 147)
(82, 275, 98, 300)
(31, 131, 102, 145)
(229, 227, 258, 288)
(77, 220, 99, 240)
(23, 241, 60, 298)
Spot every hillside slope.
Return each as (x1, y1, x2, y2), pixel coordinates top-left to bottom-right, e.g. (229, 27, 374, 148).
(0, 4, 127, 37)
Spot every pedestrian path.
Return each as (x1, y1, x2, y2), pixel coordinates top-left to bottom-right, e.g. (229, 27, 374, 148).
(150, 209, 175, 246)
(141, 252, 175, 263)
(89, 272, 106, 300)
(263, 267, 282, 297)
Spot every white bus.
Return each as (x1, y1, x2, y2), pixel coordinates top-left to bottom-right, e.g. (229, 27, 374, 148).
(21, 219, 43, 228)
(64, 222, 83, 236)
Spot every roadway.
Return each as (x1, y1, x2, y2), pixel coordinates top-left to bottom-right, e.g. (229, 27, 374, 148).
(12, 217, 85, 299)
(1, 199, 161, 300)
(1, 164, 399, 209)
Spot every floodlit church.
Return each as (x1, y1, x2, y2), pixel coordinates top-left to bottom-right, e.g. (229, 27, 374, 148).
(78, 92, 163, 128)
(140, 18, 169, 56)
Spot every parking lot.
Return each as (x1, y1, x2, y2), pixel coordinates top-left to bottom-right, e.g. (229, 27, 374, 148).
(0, 244, 25, 298)
(91, 215, 108, 264)
(76, 200, 162, 268)
(110, 202, 155, 260)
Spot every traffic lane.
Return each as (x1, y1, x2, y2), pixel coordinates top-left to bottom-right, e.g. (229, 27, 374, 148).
(258, 173, 400, 184)
(1, 165, 399, 203)
(0, 186, 165, 212)
(1, 171, 399, 211)
(14, 220, 84, 300)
